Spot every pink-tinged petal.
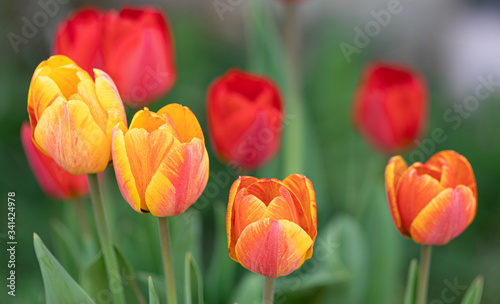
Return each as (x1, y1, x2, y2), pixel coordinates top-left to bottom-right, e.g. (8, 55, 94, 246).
(123, 127, 180, 211)
(112, 124, 142, 213)
(244, 179, 283, 205)
(157, 104, 204, 143)
(145, 138, 209, 217)
(228, 191, 266, 261)
(235, 218, 313, 278)
(227, 176, 259, 250)
(397, 167, 445, 233)
(410, 186, 477, 245)
(72, 78, 108, 132)
(427, 150, 477, 199)
(94, 69, 127, 139)
(21, 122, 89, 200)
(34, 98, 109, 175)
(384, 156, 409, 236)
(28, 76, 65, 140)
(282, 174, 318, 241)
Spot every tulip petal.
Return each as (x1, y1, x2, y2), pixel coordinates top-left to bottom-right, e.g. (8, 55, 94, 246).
(244, 179, 283, 205)
(145, 138, 209, 217)
(282, 174, 318, 239)
(72, 79, 108, 133)
(123, 127, 180, 211)
(228, 191, 266, 261)
(157, 104, 204, 143)
(427, 151, 477, 199)
(264, 189, 300, 225)
(227, 176, 259, 250)
(112, 125, 142, 213)
(34, 98, 109, 175)
(410, 186, 476, 245)
(397, 167, 444, 234)
(28, 76, 65, 136)
(94, 69, 127, 139)
(385, 156, 408, 236)
(235, 218, 313, 278)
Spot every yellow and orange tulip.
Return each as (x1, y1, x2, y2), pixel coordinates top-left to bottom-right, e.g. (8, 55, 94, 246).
(227, 174, 317, 278)
(112, 104, 209, 217)
(385, 150, 477, 245)
(27, 55, 127, 175)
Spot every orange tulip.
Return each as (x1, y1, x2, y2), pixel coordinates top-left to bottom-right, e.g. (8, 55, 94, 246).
(385, 150, 477, 245)
(227, 174, 317, 278)
(112, 104, 209, 217)
(27, 55, 127, 175)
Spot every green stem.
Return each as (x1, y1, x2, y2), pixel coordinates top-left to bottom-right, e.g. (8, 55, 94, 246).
(263, 277, 275, 304)
(158, 216, 177, 304)
(416, 245, 432, 304)
(74, 197, 96, 255)
(283, 1, 305, 175)
(87, 174, 125, 304)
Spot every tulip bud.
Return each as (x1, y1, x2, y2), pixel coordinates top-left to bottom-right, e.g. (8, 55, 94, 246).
(54, 6, 176, 107)
(207, 69, 284, 171)
(227, 174, 317, 278)
(353, 62, 427, 153)
(27, 55, 127, 175)
(385, 150, 477, 245)
(112, 104, 209, 217)
(21, 122, 89, 200)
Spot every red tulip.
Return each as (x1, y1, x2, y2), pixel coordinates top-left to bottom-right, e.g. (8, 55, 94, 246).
(54, 6, 176, 107)
(21, 122, 89, 200)
(207, 69, 284, 170)
(385, 150, 477, 245)
(352, 62, 427, 153)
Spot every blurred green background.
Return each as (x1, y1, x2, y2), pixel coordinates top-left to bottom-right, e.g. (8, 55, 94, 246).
(1, 0, 500, 303)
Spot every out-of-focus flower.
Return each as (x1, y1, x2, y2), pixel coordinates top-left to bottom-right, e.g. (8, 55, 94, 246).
(27, 55, 127, 175)
(112, 104, 209, 217)
(385, 150, 477, 245)
(54, 6, 176, 107)
(207, 69, 284, 170)
(227, 174, 317, 278)
(353, 62, 427, 153)
(21, 122, 89, 200)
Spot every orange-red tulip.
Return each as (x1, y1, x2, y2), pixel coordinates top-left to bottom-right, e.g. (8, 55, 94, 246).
(385, 150, 477, 245)
(353, 62, 427, 153)
(227, 174, 317, 278)
(21, 122, 89, 200)
(27, 55, 127, 175)
(112, 104, 209, 217)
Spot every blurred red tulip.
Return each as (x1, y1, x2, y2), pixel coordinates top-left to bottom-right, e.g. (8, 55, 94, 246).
(207, 69, 284, 170)
(54, 6, 176, 107)
(385, 150, 477, 245)
(21, 122, 89, 200)
(353, 62, 427, 153)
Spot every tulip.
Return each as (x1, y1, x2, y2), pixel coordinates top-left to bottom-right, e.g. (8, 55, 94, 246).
(227, 174, 317, 278)
(353, 62, 427, 153)
(54, 6, 176, 107)
(207, 69, 284, 170)
(385, 150, 477, 245)
(112, 104, 209, 217)
(27, 55, 127, 175)
(21, 122, 89, 200)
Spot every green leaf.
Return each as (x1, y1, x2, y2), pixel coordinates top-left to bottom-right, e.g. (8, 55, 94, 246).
(320, 214, 369, 304)
(148, 276, 160, 304)
(460, 276, 484, 304)
(403, 259, 418, 304)
(80, 247, 145, 304)
(185, 252, 204, 304)
(206, 202, 236, 304)
(33, 233, 95, 304)
(231, 273, 262, 304)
